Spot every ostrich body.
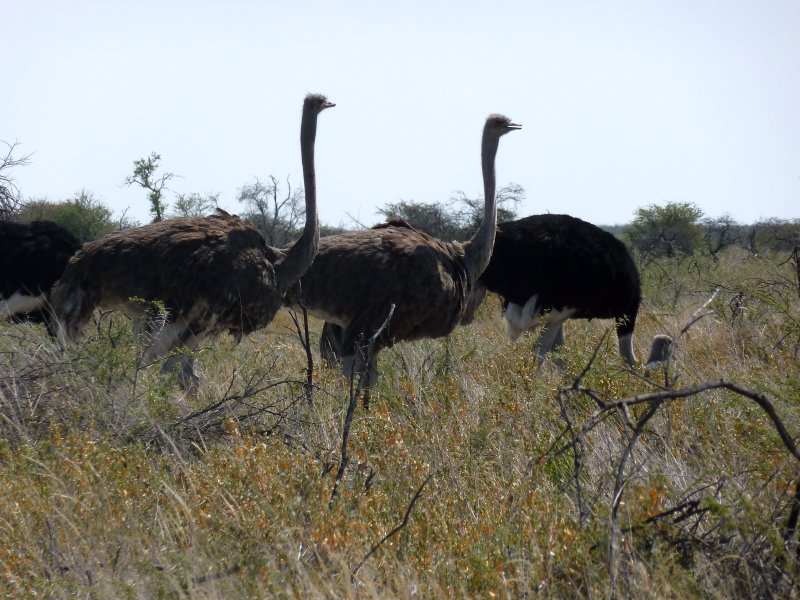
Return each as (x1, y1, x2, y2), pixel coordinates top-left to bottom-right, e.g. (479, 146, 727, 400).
(286, 114, 520, 400)
(1, 220, 81, 327)
(51, 93, 334, 388)
(477, 213, 642, 364)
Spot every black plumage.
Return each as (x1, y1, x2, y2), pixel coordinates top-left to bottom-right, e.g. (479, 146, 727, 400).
(1, 220, 81, 326)
(478, 213, 641, 363)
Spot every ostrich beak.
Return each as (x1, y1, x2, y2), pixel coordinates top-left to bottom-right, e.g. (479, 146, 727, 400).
(323, 100, 336, 109)
(506, 122, 522, 131)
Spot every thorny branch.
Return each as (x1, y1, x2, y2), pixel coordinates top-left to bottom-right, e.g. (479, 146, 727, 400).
(288, 283, 314, 405)
(608, 393, 666, 596)
(169, 367, 317, 440)
(330, 304, 396, 507)
(542, 287, 800, 597)
(556, 330, 613, 526)
(352, 473, 432, 577)
(555, 378, 800, 598)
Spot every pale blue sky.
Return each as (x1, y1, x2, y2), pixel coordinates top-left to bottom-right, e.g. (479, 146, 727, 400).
(4, 0, 799, 227)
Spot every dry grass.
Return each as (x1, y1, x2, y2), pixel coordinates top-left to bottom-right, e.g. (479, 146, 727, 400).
(1, 248, 799, 598)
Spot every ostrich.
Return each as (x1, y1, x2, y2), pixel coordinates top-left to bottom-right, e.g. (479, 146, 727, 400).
(1, 220, 81, 330)
(644, 333, 674, 370)
(475, 213, 644, 364)
(285, 114, 520, 405)
(51, 93, 334, 388)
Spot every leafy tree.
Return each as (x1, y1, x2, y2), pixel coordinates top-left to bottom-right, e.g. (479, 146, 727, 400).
(238, 175, 304, 246)
(124, 152, 174, 222)
(624, 202, 704, 258)
(18, 190, 116, 243)
(0, 140, 32, 220)
(172, 192, 219, 218)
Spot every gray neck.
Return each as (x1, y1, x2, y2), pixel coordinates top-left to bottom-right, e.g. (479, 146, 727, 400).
(275, 106, 320, 291)
(463, 130, 499, 280)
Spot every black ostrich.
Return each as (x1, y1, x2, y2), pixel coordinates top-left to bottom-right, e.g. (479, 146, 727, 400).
(477, 213, 642, 364)
(1, 220, 82, 331)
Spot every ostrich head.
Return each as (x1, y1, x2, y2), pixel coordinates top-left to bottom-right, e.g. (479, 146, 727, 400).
(485, 114, 522, 137)
(304, 93, 336, 114)
(644, 334, 675, 370)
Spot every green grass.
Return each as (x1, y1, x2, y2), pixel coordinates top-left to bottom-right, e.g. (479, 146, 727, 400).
(1, 248, 799, 598)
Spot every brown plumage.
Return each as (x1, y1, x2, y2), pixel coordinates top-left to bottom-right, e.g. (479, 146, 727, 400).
(51, 93, 334, 388)
(285, 114, 520, 404)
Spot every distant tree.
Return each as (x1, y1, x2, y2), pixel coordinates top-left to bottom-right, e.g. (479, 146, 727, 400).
(624, 202, 704, 258)
(172, 192, 219, 218)
(733, 218, 800, 256)
(377, 199, 462, 240)
(600, 224, 627, 237)
(0, 140, 32, 220)
(451, 182, 524, 233)
(238, 175, 304, 246)
(19, 190, 116, 243)
(124, 152, 175, 222)
(114, 207, 141, 231)
(702, 214, 741, 259)
(319, 222, 352, 237)
(744, 218, 800, 296)
(739, 223, 760, 256)
(757, 218, 800, 253)
(376, 183, 524, 242)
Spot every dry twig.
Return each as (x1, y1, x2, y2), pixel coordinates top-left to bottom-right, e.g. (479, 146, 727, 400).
(351, 473, 432, 577)
(330, 304, 396, 507)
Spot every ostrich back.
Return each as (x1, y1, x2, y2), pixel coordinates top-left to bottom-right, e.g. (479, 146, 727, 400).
(1, 220, 81, 299)
(480, 214, 641, 331)
(53, 214, 284, 337)
(286, 221, 472, 349)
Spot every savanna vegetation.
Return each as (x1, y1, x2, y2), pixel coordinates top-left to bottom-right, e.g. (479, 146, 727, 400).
(1, 217, 799, 598)
(3, 142, 800, 597)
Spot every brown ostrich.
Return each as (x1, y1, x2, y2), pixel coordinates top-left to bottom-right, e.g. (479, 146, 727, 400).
(51, 93, 334, 388)
(285, 114, 520, 406)
(1, 220, 81, 331)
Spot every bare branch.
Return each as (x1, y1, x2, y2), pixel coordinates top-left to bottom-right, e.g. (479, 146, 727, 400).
(330, 304, 396, 507)
(352, 473, 432, 576)
(288, 284, 314, 406)
(0, 140, 34, 219)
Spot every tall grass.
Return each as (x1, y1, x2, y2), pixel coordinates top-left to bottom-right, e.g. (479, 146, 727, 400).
(1, 248, 798, 598)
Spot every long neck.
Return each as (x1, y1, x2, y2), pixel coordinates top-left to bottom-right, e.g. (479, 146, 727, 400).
(463, 130, 499, 280)
(275, 107, 320, 292)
